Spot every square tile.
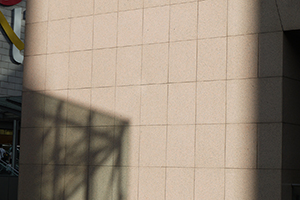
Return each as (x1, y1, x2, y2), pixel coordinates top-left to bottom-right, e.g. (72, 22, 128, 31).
(144, 0, 169, 8)
(70, 16, 93, 51)
(198, 0, 227, 38)
(170, 2, 197, 41)
(47, 19, 70, 53)
(19, 128, 44, 164)
(43, 127, 66, 164)
(116, 46, 142, 86)
(115, 86, 141, 125)
(92, 48, 116, 87)
(139, 126, 167, 166)
(142, 43, 168, 84)
(167, 125, 195, 167)
(258, 123, 282, 169)
(196, 125, 225, 168)
(94, 13, 118, 48)
(91, 87, 115, 126)
(259, 0, 282, 33)
(89, 127, 115, 166)
(195, 169, 224, 200)
(44, 90, 68, 127)
(118, 10, 143, 46)
(259, 32, 283, 77)
(226, 124, 257, 168)
(169, 40, 197, 82)
(166, 168, 194, 200)
(197, 37, 226, 81)
(143, 6, 169, 44)
(88, 166, 113, 199)
(23, 55, 46, 91)
(49, 0, 71, 20)
(139, 168, 166, 200)
(71, 0, 93, 17)
(141, 85, 168, 125)
(67, 89, 91, 127)
(197, 81, 226, 124)
(46, 53, 69, 90)
(41, 165, 65, 200)
(227, 34, 259, 79)
(64, 166, 88, 200)
(94, 0, 118, 14)
(170, 0, 196, 4)
(69, 51, 92, 89)
(65, 127, 89, 165)
(119, 0, 143, 11)
(168, 83, 196, 125)
(26, 0, 48, 23)
(24, 22, 48, 56)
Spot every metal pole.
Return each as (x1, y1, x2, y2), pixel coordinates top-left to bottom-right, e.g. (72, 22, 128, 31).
(12, 120, 18, 170)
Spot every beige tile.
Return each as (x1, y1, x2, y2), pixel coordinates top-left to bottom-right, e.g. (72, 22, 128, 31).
(19, 128, 44, 164)
(141, 85, 168, 125)
(70, 16, 93, 51)
(114, 126, 140, 166)
(44, 90, 68, 127)
(225, 169, 257, 200)
(257, 170, 281, 200)
(170, 0, 196, 4)
(144, 0, 169, 8)
(69, 51, 92, 89)
(118, 10, 143, 46)
(115, 86, 141, 125)
(89, 127, 115, 166)
(259, 0, 282, 33)
(258, 123, 282, 169)
(49, 0, 71, 20)
(196, 125, 225, 168)
(168, 83, 196, 125)
(23, 55, 46, 91)
(198, 0, 227, 38)
(227, 34, 258, 79)
(116, 46, 141, 86)
(88, 166, 113, 199)
(21, 92, 45, 128)
(169, 40, 197, 82)
(71, 0, 93, 17)
(41, 165, 65, 200)
(67, 89, 91, 127)
(94, 13, 118, 49)
(228, 0, 260, 35)
(95, 0, 118, 14)
(259, 32, 283, 77)
(226, 79, 259, 123)
(65, 127, 89, 165)
(64, 166, 88, 200)
(226, 124, 257, 168)
(92, 48, 116, 87)
(139, 126, 167, 167)
(197, 81, 225, 124)
(143, 6, 169, 44)
(277, 0, 300, 30)
(119, 0, 143, 11)
(170, 2, 197, 41)
(142, 43, 168, 84)
(198, 37, 227, 81)
(26, 0, 48, 23)
(167, 125, 195, 167)
(18, 165, 42, 200)
(91, 87, 115, 126)
(46, 53, 69, 90)
(24, 22, 48, 56)
(139, 168, 165, 200)
(47, 19, 70, 53)
(166, 168, 194, 200)
(43, 127, 66, 164)
(195, 169, 224, 200)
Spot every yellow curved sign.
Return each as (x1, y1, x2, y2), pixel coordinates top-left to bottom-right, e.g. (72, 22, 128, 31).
(0, 10, 24, 50)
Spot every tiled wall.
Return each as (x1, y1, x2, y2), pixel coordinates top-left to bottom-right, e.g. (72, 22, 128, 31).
(0, 1, 26, 97)
(19, 0, 300, 199)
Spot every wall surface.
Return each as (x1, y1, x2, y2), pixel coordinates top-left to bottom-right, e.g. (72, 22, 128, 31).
(18, 0, 300, 199)
(0, 1, 26, 97)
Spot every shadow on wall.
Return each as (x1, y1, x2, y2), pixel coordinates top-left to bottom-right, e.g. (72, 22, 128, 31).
(18, 91, 130, 200)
